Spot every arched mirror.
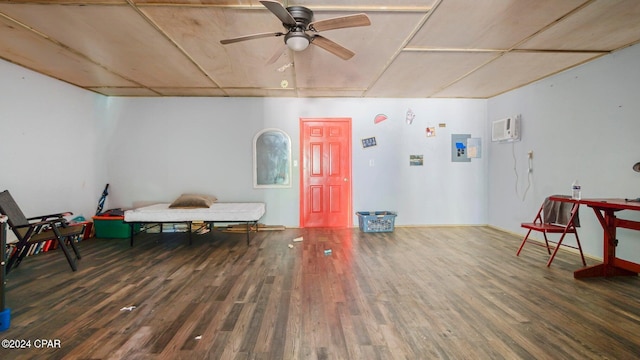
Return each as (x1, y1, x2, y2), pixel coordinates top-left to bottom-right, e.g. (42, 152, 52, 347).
(253, 128, 292, 188)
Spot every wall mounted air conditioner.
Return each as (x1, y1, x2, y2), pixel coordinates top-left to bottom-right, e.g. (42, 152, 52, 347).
(491, 115, 520, 142)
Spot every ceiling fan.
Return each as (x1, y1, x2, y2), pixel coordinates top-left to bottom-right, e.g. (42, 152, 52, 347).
(220, 0, 371, 62)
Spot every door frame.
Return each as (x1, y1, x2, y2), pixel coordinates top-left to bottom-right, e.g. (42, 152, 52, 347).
(299, 117, 353, 228)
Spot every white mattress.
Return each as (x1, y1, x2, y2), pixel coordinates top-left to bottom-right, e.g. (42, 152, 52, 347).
(124, 202, 265, 223)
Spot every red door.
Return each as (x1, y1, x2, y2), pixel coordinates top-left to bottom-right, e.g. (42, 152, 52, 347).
(300, 118, 352, 228)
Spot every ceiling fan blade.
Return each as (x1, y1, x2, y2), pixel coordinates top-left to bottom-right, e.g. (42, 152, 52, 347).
(309, 13, 371, 32)
(311, 35, 355, 60)
(220, 31, 283, 45)
(260, 0, 297, 27)
(266, 45, 288, 65)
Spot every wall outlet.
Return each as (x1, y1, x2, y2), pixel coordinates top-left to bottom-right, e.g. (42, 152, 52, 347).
(528, 150, 533, 159)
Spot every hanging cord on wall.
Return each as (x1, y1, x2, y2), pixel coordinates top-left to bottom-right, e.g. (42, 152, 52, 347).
(523, 156, 532, 201)
(512, 141, 519, 195)
(512, 142, 532, 201)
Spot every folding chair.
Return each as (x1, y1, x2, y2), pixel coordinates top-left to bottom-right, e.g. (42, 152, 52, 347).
(516, 195, 586, 267)
(0, 190, 84, 274)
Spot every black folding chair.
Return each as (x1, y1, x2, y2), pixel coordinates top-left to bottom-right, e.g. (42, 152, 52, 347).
(0, 190, 84, 273)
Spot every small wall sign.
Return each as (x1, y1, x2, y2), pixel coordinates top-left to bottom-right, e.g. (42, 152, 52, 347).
(362, 137, 377, 148)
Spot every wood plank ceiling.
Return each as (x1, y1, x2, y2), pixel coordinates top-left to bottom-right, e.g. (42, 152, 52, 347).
(1, 0, 639, 98)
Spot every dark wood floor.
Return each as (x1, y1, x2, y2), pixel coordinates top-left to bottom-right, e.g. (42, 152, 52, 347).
(1, 226, 639, 359)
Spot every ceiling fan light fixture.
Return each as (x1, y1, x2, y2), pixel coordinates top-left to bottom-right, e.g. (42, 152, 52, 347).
(285, 31, 310, 51)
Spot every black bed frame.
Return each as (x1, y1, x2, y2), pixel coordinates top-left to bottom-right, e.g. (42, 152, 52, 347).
(127, 220, 258, 247)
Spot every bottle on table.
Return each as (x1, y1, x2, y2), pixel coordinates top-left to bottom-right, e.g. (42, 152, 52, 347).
(571, 180, 581, 200)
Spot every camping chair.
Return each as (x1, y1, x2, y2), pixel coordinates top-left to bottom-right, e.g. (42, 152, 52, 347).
(0, 190, 84, 274)
(516, 195, 586, 267)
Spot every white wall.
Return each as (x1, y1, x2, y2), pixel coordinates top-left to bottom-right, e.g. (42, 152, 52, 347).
(488, 43, 640, 261)
(0, 60, 107, 221)
(106, 97, 488, 227)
